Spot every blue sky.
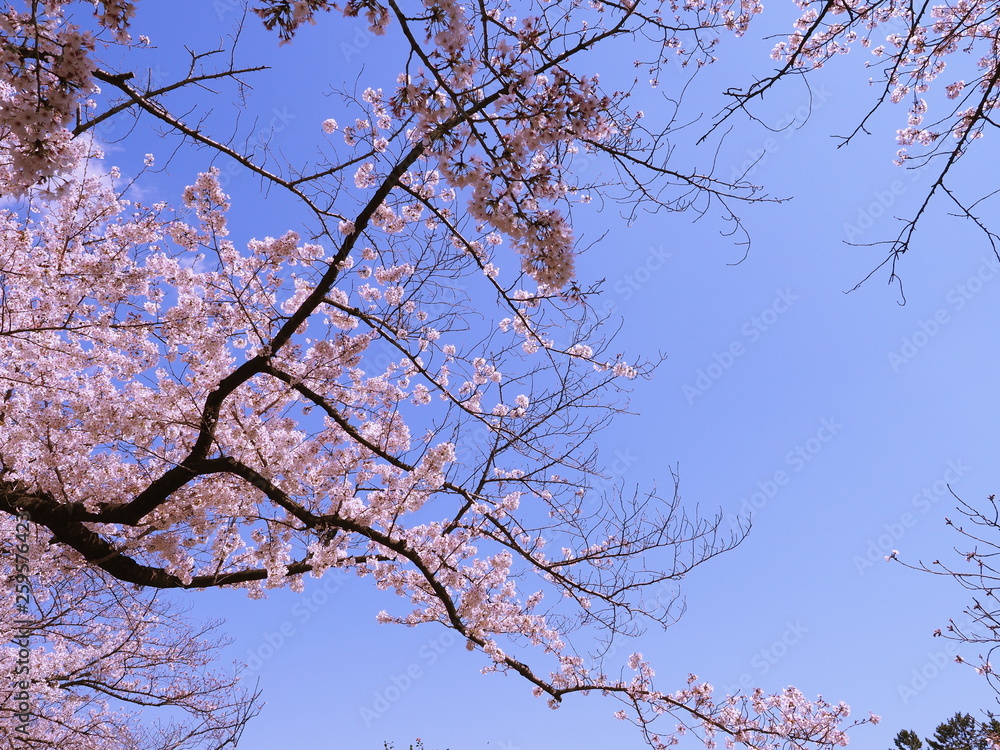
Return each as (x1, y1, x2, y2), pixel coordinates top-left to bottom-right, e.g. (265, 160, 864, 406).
(90, 2, 1000, 748)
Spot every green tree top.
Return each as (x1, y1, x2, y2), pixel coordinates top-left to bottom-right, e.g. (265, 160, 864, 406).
(893, 713, 1000, 750)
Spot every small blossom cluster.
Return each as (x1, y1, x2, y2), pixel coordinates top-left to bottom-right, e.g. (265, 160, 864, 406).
(0, 0, 148, 193)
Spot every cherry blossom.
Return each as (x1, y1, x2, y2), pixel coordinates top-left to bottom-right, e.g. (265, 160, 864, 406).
(0, 1, 882, 748)
(717, 0, 1000, 283)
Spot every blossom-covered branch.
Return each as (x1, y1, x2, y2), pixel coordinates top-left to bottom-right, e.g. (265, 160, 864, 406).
(0, 1, 880, 747)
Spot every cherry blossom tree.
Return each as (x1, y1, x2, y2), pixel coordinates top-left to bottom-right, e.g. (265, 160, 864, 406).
(0, 1, 889, 748)
(712, 0, 1000, 291)
(0, 509, 261, 749)
(892, 492, 1000, 696)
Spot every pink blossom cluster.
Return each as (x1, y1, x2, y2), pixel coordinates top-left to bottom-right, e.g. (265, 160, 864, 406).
(600, 660, 877, 749)
(771, 0, 1000, 158)
(0, 511, 254, 744)
(0, 5, 95, 191)
(0, 1, 147, 193)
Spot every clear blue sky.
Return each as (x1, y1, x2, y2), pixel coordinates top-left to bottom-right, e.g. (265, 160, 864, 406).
(96, 2, 1000, 748)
